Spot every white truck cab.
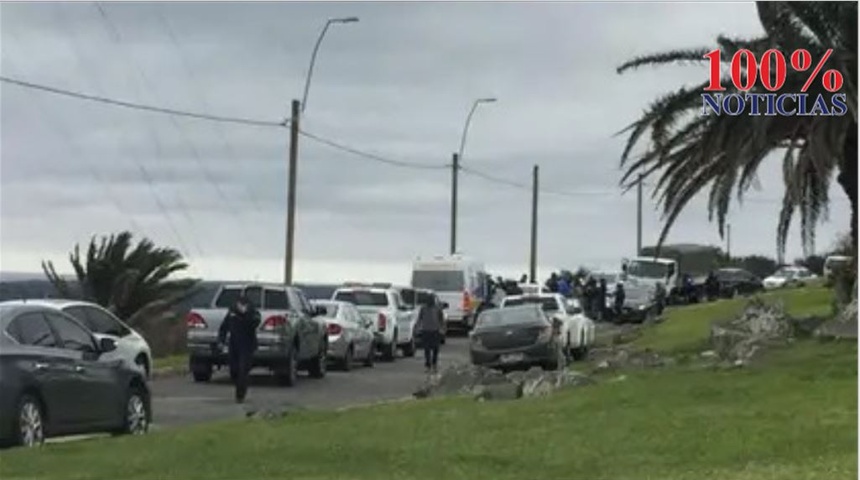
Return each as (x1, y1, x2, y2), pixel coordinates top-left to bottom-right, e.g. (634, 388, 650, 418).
(411, 254, 488, 331)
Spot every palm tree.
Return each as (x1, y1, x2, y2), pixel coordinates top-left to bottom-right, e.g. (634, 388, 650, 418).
(42, 231, 200, 327)
(616, 2, 856, 260)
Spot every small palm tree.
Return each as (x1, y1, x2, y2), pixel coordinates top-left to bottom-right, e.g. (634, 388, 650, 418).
(616, 1, 856, 259)
(42, 231, 200, 327)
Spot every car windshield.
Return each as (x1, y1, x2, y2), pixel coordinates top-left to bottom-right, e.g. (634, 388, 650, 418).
(626, 261, 669, 279)
(313, 302, 339, 318)
(503, 296, 558, 312)
(772, 268, 795, 279)
(478, 306, 543, 327)
(415, 291, 435, 306)
(411, 270, 464, 292)
(333, 290, 389, 307)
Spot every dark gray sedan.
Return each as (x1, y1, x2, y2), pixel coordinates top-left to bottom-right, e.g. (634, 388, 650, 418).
(468, 304, 563, 371)
(0, 303, 151, 448)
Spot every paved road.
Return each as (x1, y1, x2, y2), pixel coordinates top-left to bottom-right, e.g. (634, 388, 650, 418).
(151, 337, 471, 429)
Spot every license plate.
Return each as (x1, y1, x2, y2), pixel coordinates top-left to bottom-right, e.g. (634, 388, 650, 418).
(500, 353, 524, 364)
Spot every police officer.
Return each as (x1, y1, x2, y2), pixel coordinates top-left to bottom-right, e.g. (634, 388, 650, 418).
(218, 295, 261, 403)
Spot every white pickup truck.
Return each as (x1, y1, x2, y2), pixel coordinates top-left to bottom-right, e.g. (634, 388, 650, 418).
(185, 283, 328, 387)
(500, 293, 595, 361)
(331, 285, 417, 361)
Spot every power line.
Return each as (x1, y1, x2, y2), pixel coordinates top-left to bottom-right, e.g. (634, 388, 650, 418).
(0, 75, 287, 129)
(459, 165, 612, 198)
(299, 129, 448, 170)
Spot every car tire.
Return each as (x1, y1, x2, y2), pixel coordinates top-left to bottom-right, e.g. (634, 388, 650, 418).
(363, 342, 375, 367)
(402, 338, 416, 358)
(190, 358, 213, 383)
(340, 345, 354, 372)
(308, 340, 327, 379)
(14, 394, 45, 448)
(275, 345, 299, 387)
(113, 385, 150, 436)
(382, 332, 397, 362)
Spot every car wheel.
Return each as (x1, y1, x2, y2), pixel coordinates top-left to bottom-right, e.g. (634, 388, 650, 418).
(382, 332, 397, 362)
(402, 338, 416, 358)
(275, 345, 298, 387)
(190, 358, 212, 383)
(340, 345, 354, 372)
(363, 342, 375, 367)
(15, 395, 44, 448)
(308, 341, 327, 379)
(114, 386, 150, 436)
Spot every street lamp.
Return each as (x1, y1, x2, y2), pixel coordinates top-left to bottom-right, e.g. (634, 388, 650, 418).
(457, 97, 497, 161)
(284, 16, 358, 285)
(300, 16, 360, 113)
(449, 97, 497, 255)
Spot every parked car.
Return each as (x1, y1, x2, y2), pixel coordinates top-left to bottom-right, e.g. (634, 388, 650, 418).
(0, 303, 151, 448)
(0, 299, 153, 378)
(411, 289, 450, 346)
(714, 268, 764, 297)
(185, 283, 328, 386)
(613, 283, 659, 324)
(310, 300, 375, 370)
(332, 285, 416, 361)
(469, 304, 564, 371)
(499, 293, 594, 360)
(763, 266, 817, 290)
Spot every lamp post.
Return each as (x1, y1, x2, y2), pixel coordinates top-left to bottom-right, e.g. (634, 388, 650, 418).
(284, 16, 358, 285)
(449, 97, 497, 255)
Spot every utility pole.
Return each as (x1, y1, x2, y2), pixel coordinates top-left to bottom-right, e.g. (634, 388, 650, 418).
(449, 153, 459, 255)
(529, 164, 539, 283)
(284, 99, 300, 285)
(636, 173, 643, 256)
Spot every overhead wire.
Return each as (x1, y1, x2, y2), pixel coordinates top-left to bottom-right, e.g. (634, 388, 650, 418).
(299, 129, 448, 171)
(47, 3, 197, 259)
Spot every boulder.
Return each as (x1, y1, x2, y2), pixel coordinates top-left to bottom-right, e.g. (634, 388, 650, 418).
(708, 298, 793, 364)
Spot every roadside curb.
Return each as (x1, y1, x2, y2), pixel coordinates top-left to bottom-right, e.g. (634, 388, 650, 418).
(151, 366, 188, 380)
(334, 396, 415, 412)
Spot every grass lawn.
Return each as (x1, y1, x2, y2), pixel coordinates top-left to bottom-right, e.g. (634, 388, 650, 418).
(152, 354, 187, 372)
(1, 287, 854, 480)
(635, 286, 836, 354)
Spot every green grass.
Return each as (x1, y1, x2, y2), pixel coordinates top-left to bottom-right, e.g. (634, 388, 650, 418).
(1, 287, 854, 480)
(152, 354, 186, 372)
(635, 286, 835, 354)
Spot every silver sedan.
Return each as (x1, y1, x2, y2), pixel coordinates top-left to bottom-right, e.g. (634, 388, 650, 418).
(311, 300, 376, 371)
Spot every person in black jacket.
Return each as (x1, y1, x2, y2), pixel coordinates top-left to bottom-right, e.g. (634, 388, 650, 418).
(218, 295, 261, 403)
(415, 296, 445, 374)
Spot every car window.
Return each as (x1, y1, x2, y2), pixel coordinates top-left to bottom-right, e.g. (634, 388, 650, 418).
(214, 287, 242, 308)
(264, 288, 291, 310)
(333, 290, 390, 307)
(400, 289, 417, 307)
(45, 313, 97, 353)
(243, 286, 263, 309)
(292, 290, 313, 314)
(8, 312, 57, 348)
(66, 306, 124, 336)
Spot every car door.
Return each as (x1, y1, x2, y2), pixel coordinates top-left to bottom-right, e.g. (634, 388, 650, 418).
(64, 305, 131, 364)
(290, 289, 320, 359)
(44, 312, 121, 428)
(6, 312, 81, 432)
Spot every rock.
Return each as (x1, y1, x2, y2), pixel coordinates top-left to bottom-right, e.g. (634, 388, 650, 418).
(789, 315, 827, 337)
(473, 383, 523, 401)
(595, 360, 611, 371)
(700, 350, 717, 359)
(245, 405, 290, 420)
(708, 298, 794, 364)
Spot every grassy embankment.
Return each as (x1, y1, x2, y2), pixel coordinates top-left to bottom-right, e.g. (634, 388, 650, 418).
(1, 286, 855, 480)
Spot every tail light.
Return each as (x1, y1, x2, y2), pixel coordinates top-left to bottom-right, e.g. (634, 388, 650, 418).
(327, 323, 342, 335)
(262, 315, 288, 331)
(185, 312, 207, 329)
(462, 291, 472, 311)
(377, 313, 387, 332)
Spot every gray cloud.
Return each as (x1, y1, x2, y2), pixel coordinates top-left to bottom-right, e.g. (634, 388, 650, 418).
(1, 1, 851, 281)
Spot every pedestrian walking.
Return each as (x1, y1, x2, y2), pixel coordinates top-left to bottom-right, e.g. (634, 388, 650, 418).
(598, 278, 608, 321)
(613, 282, 626, 320)
(218, 294, 261, 403)
(415, 294, 445, 374)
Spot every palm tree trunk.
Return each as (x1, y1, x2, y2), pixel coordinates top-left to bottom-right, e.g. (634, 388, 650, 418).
(837, 122, 858, 253)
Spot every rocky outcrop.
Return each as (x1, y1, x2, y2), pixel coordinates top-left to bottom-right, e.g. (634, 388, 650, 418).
(414, 363, 595, 402)
(590, 346, 675, 372)
(707, 298, 795, 366)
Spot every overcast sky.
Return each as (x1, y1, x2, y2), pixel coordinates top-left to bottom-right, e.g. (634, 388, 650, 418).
(0, 1, 851, 283)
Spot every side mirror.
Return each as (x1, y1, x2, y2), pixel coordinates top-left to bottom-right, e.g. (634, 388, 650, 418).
(98, 337, 117, 354)
(440, 302, 449, 309)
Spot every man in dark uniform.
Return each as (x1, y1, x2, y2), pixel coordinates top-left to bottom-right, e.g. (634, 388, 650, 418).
(218, 295, 261, 403)
(597, 278, 608, 321)
(613, 282, 626, 321)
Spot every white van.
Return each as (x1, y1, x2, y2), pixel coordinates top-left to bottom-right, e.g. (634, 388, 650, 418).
(410, 254, 488, 331)
(824, 255, 852, 280)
